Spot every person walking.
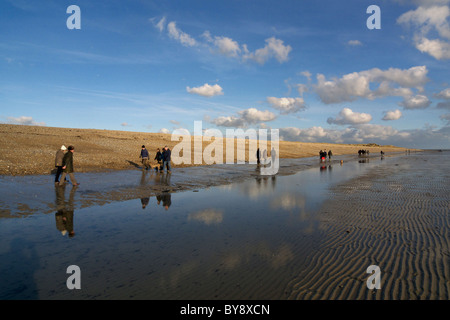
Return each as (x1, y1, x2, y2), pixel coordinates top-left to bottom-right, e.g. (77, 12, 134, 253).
(140, 145, 150, 170)
(161, 146, 171, 173)
(328, 149, 333, 161)
(55, 145, 67, 185)
(59, 145, 79, 186)
(154, 148, 162, 171)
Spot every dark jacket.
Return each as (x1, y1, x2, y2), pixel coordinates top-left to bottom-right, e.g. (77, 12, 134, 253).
(154, 151, 162, 161)
(162, 149, 171, 161)
(55, 150, 65, 167)
(62, 152, 74, 173)
(140, 148, 149, 158)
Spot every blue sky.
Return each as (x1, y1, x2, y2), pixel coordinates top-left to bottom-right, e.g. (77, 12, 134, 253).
(1, 0, 449, 149)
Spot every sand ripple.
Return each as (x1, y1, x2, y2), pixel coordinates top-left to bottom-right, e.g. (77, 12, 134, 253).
(286, 156, 449, 300)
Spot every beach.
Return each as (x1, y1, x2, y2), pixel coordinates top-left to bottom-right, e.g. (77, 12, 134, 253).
(0, 145, 448, 300)
(0, 124, 410, 176)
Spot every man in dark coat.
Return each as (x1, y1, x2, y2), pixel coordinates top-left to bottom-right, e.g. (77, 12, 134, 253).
(140, 145, 150, 170)
(54, 145, 67, 184)
(59, 145, 79, 186)
(161, 146, 171, 173)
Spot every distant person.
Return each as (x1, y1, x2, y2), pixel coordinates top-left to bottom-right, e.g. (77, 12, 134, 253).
(154, 148, 162, 170)
(140, 145, 150, 170)
(256, 148, 261, 165)
(161, 146, 172, 173)
(328, 150, 333, 161)
(262, 149, 267, 165)
(59, 145, 79, 186)
(54, 145, 67, 185)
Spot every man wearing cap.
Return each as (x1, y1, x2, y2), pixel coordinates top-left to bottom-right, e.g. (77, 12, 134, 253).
(55, 145, 67, 185)
(59, 145, 79, 186)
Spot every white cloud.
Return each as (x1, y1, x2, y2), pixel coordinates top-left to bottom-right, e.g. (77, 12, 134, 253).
(243, 37, 292, 64)
(209, 35, 241, 57)
(382, 109, 403, 120)
(154, 19, 292, 65)
(314, 66, 429, 104)
(155, 16, 166, 32)
(436, 87, 450, 99)
(186, 83, 224, 97)
(348, 40, 363, 46)
(167, 21, 197, 47)
(280, 124, 409, 145)
(327, 108, 372, 125)
(211, 108, 276, 128)
(159, 128, 170, 134)
(397, 5, 450, 60)
(399, 94, 432, 109)
(121, 122, 130, 127)
(267, 97, 306, 114)
(415, 37, 450, 59)
(6, 116, 45, 126)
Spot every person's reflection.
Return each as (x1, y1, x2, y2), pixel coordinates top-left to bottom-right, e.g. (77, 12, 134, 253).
(156, 192, 172, 210)
(55, 185, 77, 238)
(140, 197, 150, 209)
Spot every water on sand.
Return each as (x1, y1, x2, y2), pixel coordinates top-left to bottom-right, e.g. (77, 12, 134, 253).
(0, 151, 448, 299)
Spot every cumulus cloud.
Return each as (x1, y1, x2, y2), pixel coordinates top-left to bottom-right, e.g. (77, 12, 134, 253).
(397, 4, 450, 60)
(154, 19, 292, 65)
(243, 37, 292, 64)
(280, 122, 450, 148)
(186, 83, 224, 97)
(314, 66, 429, 104)
(280, 124, 407, 144)
(5, 116, 45, 126)
(203, 32, 241, 57)
(435, 87, 450, 99)
(267, 97, 306, 114)
(398, 94, 432, 109)
(327, 108, 372, 125)
(210, 108, 276, 128)
(382, 109, 403, 120)
(159, 128, 170, 134)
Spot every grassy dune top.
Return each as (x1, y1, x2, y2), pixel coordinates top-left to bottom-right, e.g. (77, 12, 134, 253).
(0, 124, 413, 176)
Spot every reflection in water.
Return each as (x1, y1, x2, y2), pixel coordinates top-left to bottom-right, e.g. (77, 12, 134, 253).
(359, 158, 370, 163)
(140, 197, 150, 209)
(320, 164, 332, 172)
(156, 192, 172, 210)
(188, 208, 223, 225)
(54, 185, 78, 238)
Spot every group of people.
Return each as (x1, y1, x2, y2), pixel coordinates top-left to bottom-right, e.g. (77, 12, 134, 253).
(358, 149, 370, 156)
(140, 145, 172, 173)
(319, 149, 332, 162)
(54, 145, 79, 187)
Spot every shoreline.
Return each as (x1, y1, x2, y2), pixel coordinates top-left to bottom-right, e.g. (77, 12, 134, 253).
(0, 123, 416, 176)
(0, 150, 425, 218)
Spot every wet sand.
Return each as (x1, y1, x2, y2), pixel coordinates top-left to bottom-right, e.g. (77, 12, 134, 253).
(286, 150, 450, 300)
(0, 150, 448, 300)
